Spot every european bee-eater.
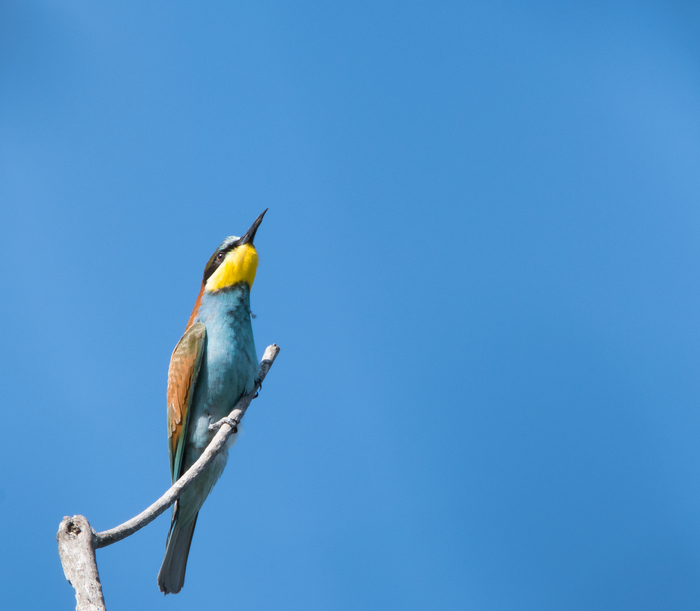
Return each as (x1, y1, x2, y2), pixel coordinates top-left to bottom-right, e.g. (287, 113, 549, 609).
(157, 210, 267, 594)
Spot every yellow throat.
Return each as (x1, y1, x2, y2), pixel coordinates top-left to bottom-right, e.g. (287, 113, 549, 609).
(205, 243, 259, 292)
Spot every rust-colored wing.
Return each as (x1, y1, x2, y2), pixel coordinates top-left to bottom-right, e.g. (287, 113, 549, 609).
(166, 322, 206, 484)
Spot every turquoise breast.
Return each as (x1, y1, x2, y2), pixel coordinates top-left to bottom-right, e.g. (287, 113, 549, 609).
(192, 282, 258, 423)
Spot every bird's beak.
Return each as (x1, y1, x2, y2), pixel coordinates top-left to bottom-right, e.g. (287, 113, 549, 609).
(240, 209, 267, 245)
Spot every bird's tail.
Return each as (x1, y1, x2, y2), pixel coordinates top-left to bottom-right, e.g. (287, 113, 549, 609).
(157, 510, 199, 595)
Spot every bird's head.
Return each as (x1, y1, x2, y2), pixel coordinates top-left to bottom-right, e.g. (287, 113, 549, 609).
(202, 209, 267, 293)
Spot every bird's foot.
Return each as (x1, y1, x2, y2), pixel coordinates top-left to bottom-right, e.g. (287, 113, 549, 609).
(209, 416, 239, 434)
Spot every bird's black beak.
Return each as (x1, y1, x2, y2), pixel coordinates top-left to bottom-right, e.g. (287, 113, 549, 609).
(240, 209, 267, 246)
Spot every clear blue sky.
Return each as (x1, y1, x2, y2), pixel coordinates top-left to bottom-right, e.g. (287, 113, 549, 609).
(2, 1, 700, 609)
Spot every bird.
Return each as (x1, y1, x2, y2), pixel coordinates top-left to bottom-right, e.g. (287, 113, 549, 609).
(157, 210, 267, 594)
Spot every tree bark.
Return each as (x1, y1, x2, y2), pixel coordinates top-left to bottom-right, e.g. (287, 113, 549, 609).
(57, 515, 106, 611)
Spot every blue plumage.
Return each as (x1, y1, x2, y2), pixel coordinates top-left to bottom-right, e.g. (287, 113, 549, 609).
(177, 284, 257, 522)
(158, 211, 266, 595)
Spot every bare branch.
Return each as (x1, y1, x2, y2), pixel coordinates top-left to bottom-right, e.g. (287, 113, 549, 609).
(57, 344, 280, 609)
(57, 516, 106, 611)
(95, 343, 280, 548)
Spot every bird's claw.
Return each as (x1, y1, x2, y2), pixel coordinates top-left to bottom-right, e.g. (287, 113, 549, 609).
(209, 416, 239, 434)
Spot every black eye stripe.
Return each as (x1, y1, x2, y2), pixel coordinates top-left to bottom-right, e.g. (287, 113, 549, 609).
(202, 238, 243, 283)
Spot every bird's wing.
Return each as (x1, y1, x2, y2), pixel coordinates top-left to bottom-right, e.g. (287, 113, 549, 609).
(166, 321, 207, 484)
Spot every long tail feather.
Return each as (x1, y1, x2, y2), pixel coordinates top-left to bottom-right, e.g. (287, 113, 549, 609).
(157, 512, 199, 594)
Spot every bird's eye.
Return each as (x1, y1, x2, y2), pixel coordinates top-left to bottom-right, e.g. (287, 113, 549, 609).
(216, 252, 225, 261)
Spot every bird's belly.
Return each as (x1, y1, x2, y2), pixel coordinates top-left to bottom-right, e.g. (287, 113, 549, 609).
(176, 447, 230, 525)
(175, 333, 254, 523)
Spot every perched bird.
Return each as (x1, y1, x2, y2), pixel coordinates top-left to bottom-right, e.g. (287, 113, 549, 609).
(157, 210, 267, 594)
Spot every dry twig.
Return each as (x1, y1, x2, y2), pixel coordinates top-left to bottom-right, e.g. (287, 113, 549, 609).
(57, 344, 280, 611)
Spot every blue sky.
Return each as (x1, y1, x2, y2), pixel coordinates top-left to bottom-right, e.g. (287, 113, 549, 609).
(2, 1, 700, 609)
